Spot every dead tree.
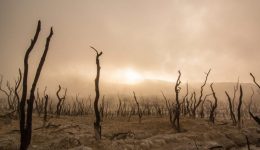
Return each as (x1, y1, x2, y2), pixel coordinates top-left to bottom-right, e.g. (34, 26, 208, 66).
(90, 46, 103, 140)
(249, 73, 260, 125)
(173, 71, 181, 132)
(225, 91, 237, 125)
(48, 99, 53, 114)
(250, 73, 260, 88)
(133, 91, 143, 123)
(237, 85, 243, 128)
(199, 93, 212, 118)
(56, 85, 67, 117)
(15, 69, 22, 118)
(162, 91, 173, 124)
(19, 20, 53, 150)
(209, 83, 218, 124)
(43, 89, 48, 126)
(191, 69, 211, 118)
(35, 88, 44, 117)
(0, 77, 14, 110)
(232, 78, 239, 113)
(186, 92, 194, 117)
(117, 95, 122, 116)
(248, 87, 260, 124)
(182, 83, 189, 116)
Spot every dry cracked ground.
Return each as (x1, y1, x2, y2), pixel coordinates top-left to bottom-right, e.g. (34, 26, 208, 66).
(0, 114, 260, 150)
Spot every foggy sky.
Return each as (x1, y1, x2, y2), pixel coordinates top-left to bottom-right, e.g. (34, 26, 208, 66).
(1, 0, 260, 92)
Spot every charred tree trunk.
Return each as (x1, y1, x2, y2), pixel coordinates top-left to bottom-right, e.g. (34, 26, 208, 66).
(232, 78, 239, 113)
(209, 83, 218, 124)
(162, 91, 173, 125)
(0, 77, 14, 110)
(15, 69, 22, 118)
(133, 91, 142, 123)
(192, 69, 211, 118)
(43, 94, 48, 126)
(249, 73, 260, 125)
(225, 91, 237, 125)
(173, 71, 181, 132)
(56, 85, 67, 117)
(200, 94, 212, 118)
(182, 83, 188, 116)
(20, 20, 53, 150)
(237, 85, 243, 128)
(90, 46, 103, 140)
(117, 95, 122, 117)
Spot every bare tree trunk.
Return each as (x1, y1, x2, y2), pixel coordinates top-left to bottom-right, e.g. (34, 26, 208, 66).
(248, 84, 260, 125)
(237, 85, 243, 128)
(232, 78, 239, 113)
(20, 20, 53, 150)
(250, 73, 260, 88)
(15, 69, 22, 118)
(162, 91, 173, 125)
(43, 94, 48, 127)
(225, 91, 237, 125)
(90, 46, 103, 140)
(173, 71, 181, 132)
(0, 77, 14, 110)
(182, 83, 188, 116)
(209, 83, 218, 124)
(133, 91, 142, 123)
(117, 95, 122, 117)
(192, 69, 211, 118)
(56, 85, 67, 117)
(200, 94, 212, 118)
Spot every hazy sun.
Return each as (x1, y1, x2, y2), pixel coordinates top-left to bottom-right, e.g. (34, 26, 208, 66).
(120, 68, 143, 84)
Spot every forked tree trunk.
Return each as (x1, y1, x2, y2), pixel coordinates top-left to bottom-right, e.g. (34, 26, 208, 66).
(19, 20, 53, 150)
(191, 69, 211, 118)
(90, 46, 103, 140)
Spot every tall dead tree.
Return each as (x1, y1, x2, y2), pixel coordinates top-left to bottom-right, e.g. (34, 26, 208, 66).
(237, 85, 243, 128)
(225, 91, 237, 125)
(209, 83, 218, 124)
(232, 78, 239, 113)
(249, 73, 260, 125)
(191, 69, 211, 118)
(0, 76, 14, 110)
(182, 83, 189, 116)
(90, 46, 103, 140)
(117, 95, 122, 116)
(35, 88, 44, 117)
(199, 93, 212, 118)
(56, 85, 67, 117)
(43, 88, 48, 126)
(19, 20, 53, 150)
(173, 71, 181, 132)
(133, 91, 143, 123)
(162, 91, 173, 124)
(15, 69, 22, 118)
(250, 73, 260, 88)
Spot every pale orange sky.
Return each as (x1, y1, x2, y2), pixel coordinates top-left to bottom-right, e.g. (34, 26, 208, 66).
(1, 0, 260, 89)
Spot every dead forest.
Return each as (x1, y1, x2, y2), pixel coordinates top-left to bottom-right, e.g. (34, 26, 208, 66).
(0, 21, 260, 150)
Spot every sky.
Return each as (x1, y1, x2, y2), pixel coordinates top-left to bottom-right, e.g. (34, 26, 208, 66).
(1, 0, 260, 95)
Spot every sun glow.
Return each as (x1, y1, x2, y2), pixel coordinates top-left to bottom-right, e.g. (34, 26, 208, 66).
(119, 68, 143, 84)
